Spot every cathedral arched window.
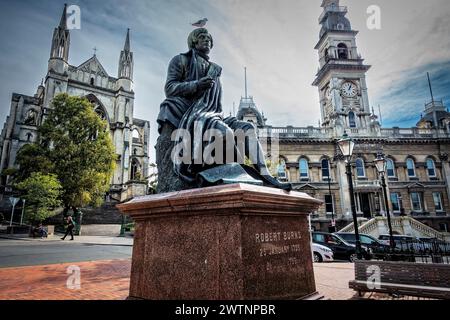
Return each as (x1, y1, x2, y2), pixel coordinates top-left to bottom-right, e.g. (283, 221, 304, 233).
(26, 133, 33, 142)
(131, 158, 141, 181)
(24, 109, 38, 126)
(337, 43, 348, 60)
(132, 129, 141, 143)
(426, 158, 436, 178)
(349, 112, 356, 128)
(94, 107, 107, 121)
(355, 158, 366, 178)
(90, 77, 95, 86)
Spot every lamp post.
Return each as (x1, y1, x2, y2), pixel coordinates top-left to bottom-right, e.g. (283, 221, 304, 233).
(374, 155, 395, 251)
(327, 176, 336, 233)
(337, 132, 363, 260)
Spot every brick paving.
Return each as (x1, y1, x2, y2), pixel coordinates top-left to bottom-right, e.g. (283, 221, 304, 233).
(0, 259, 131, 300)
(0, 260, 437, 300)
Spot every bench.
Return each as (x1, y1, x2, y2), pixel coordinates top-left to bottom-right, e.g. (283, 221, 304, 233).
(349, 260, 450, 300)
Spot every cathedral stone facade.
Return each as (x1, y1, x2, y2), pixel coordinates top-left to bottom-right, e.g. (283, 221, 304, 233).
(0, 5, 150, 204)
(237, 0, 450, 234)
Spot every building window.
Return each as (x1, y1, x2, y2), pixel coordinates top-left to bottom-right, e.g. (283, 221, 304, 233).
(324, 194, 334, 214)
(386, 158, 396, 177)
(321, 159, 330, 181)
(410, 192, 422, 212)
(433, 192, 443, 212)
(90, 77, 95, 86)
(406, 158, 416, 177)
(337, 43, 348, 59)
(324, 48, 330, 62)
(426, 158, 436, 177)
(299, 158, 309, 179)
(277, 159, 287, 180)
(131, 158, 140, 180)
(439, 223, 448, 232)
(355, 158, 365, 178)
(349, 112, 356, 128)
(390, 193, 401, 213)
(26, 133, 33, 142)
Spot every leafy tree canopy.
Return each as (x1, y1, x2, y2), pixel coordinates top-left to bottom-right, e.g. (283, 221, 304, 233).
(16, 172, 62, 224)
(16, 93, 115, 210)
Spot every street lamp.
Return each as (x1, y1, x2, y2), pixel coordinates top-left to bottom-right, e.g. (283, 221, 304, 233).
(337, 132, 363, 260)
(374, 154, 395, 251)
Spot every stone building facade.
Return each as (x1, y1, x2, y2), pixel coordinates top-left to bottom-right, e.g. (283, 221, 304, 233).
(0, 5, 150, 203)
(237, 0, 450, 233)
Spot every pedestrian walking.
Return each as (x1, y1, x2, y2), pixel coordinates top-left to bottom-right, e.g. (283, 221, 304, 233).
(61, 216, 75, 241)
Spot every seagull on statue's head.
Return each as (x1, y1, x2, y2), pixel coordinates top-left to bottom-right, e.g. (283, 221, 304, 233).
(191, 18, 208, 28)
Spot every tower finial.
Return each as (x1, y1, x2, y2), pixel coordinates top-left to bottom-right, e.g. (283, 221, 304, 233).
(59, 4, 68, 29)
(124, 28, 131, 52)
(244, 67, 248, 98)
(427, 72, 435, 103)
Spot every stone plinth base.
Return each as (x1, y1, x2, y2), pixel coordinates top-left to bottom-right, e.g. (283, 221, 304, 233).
(117, 183, 322, 300)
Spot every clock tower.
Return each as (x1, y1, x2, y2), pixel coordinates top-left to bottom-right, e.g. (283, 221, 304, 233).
(313, 0, 373, 132)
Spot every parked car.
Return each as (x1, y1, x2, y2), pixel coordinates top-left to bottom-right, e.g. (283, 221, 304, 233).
(311, 243, 334, 263)
(335, 232, 390, 258)
(312, 232, 370, 262)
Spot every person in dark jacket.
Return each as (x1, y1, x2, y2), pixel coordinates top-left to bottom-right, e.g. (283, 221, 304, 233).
(61, 216, 75, 241)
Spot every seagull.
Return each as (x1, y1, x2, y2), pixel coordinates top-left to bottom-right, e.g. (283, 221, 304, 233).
(191, 18, 208, 28)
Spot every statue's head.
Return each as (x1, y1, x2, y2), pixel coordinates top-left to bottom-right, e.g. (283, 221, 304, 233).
(188, 28, 213, 55)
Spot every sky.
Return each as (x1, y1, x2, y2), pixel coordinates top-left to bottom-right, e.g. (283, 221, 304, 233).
(0, 0, 449, 162)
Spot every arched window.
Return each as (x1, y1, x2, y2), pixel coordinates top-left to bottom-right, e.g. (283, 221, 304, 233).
(94, 107, 107, 121)
(321, 159, 330, 181)
(349, 112, 356, 128)
(131, 158, 141, 180)
(132, 129, 141, 142)
(90, 77, 95, 86)
(406, 158, 416, 177)
(355, 158, 365, 177)
(299, 158, 309, 180)
(386, 158, 396, 178)
(133, 148, 138, 156)
(24, 109, 38, 126)
(26, 133, 33, 142)
(277, 159, 287, 180)
(337, 43, 348, 59)
(324, 48, 329, 62)
(426, 158, 436, 177)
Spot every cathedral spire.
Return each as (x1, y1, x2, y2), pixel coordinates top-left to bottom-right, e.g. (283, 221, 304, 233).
(50, 4, 70, 63)
(124, 28, 131, 52)
(118, 29, 134, 82)
(59, 3, 68, 30)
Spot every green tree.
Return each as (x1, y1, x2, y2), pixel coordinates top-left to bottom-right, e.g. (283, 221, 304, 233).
(39, 94, 116, 214)
(16, 173, 62, 224)
(14, 144, 54, 182)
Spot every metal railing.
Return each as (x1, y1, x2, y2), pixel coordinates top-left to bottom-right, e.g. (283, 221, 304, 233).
(372, 239, 450, 264)
(319, 5, 348, 22)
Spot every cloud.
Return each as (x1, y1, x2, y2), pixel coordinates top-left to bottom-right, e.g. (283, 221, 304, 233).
(0, 0, 450, 163)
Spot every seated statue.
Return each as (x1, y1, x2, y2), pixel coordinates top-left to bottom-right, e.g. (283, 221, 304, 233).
(156, 28, 291, 193)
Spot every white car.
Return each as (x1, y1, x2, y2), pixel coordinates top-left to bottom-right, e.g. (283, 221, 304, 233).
(312, 243, 334, 262)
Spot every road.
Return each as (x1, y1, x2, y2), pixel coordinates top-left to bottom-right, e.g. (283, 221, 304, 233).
(0, 239, 132, 268)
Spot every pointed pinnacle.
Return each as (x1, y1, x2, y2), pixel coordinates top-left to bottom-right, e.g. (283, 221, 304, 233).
(124, 28, 131, 52)
(59, 4, 68, 29)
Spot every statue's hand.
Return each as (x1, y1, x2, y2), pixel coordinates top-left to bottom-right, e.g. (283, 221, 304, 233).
(197, 76, 215, 91)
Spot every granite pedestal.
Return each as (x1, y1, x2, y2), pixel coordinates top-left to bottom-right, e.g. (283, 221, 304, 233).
(117, 183, 323, 300)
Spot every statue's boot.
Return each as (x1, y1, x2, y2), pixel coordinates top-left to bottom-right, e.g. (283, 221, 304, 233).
(242, 165, 292, 191)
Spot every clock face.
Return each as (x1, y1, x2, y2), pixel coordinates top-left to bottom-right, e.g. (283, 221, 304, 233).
(341, 82, 357, 98)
